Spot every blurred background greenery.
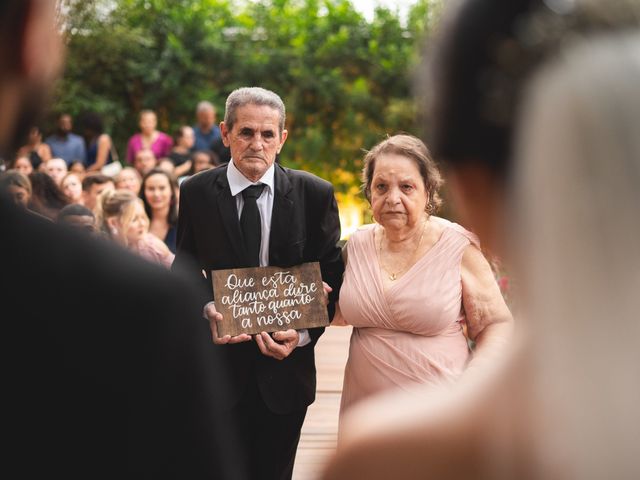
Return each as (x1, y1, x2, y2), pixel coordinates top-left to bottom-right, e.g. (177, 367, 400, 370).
(53, 0, 444, 236)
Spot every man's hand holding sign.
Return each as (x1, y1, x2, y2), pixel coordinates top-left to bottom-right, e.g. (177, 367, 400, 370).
(206, 262, 332, 360)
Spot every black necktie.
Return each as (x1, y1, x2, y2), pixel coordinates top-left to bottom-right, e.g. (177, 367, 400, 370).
(240, 184, 266, 267)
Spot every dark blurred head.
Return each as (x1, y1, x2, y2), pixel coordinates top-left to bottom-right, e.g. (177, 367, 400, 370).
(0, 0, 64, 157)
(78, 111, 105, 139)
(57, 203, 98, 234)
(57, 114, 73, 135)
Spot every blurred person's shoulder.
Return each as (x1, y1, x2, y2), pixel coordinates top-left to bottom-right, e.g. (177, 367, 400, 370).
(0, 197, 205, 315)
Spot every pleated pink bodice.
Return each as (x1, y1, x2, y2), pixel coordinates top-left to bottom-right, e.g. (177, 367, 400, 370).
(338, 217, 479, 418)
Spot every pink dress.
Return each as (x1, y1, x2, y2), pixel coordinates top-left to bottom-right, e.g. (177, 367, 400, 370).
(338, 218, 479, 418)
(136, 233, 175, 269)
(126, 132, 173, 164)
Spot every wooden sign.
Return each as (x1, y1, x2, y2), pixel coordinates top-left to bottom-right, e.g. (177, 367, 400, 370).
(212, 261, 329, 337)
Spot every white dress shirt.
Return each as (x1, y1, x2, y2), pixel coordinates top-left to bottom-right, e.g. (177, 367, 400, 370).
(226, 159, 310, 347)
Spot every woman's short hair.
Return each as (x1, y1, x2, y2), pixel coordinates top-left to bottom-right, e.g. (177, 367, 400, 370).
(361, 134, 443, 214)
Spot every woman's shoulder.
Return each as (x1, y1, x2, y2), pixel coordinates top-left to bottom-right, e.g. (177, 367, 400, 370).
(344, 223, 376, 250)
(158, 131, 173, 142)
(349, 223, 376, 239)
(431, 216, 481, 249)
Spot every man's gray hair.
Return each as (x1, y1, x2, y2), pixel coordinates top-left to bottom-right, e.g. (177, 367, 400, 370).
(196, 100, 215, 114)
(224, 87, 286, 133)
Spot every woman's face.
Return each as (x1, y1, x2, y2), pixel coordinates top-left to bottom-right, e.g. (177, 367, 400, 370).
(370, 154, 428, 231)
(179, 127, 195, 149)
(139, 112, 157, 135)
(13, 157, 33, 176)
(124, 200, 148, 246)
(192, 152, 213, 173)
(61, 173, 83, 203)
(143, 173, 172, 212)
(115, 169, 141, 195)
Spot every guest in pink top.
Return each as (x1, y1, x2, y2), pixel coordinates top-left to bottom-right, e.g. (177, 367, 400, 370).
(126, 109, 173, 164)
(334, 134, 513, 436)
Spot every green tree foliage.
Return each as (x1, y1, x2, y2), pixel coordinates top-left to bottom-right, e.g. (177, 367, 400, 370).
(54, 0, 442, 197)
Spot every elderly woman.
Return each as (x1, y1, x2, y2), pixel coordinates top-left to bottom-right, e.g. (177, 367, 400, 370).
(336, 134, 512, 429)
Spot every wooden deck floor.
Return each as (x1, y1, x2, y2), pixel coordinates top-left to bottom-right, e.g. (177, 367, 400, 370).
(292, 325, 352, 480)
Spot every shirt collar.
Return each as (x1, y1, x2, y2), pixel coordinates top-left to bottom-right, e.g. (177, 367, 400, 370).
(227, 158, 275, 197)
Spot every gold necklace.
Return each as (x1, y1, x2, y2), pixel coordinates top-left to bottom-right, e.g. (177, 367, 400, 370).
(378, 219, 427, 281)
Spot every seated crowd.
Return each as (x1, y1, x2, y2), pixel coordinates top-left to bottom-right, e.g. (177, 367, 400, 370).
(0, 102, 226, 266)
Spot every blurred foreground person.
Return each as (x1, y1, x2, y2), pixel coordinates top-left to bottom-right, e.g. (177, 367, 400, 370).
(0, 1, 242, 478)
(322, 1, 640, 479)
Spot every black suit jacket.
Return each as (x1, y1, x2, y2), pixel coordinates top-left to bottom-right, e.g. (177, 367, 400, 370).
(0, 197, 243, 479)
(174, 163, 344, 414)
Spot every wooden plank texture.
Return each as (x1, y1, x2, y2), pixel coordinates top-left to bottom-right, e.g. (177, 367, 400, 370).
(293, 326, 352, 480)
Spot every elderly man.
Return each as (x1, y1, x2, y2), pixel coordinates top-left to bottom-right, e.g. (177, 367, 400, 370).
(0, 1, 240, 477)
(174, 86, 344, 480)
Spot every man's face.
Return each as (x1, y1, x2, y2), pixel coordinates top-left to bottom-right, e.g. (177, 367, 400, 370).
(62, 215, 97, 234)
(134, 150, 157, 176)
(139, 112, 157, 135)
(220, 104, 287, 182)
(84, 181, 114, 210)
(45, 158, 68, 185)
(58, 115, 72, 134)
(196, 108, 215, 129)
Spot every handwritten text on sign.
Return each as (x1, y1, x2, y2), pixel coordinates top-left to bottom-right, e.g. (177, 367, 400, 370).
(212, 262, 329, 337)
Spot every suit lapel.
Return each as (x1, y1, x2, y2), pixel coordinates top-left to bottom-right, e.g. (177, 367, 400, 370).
(269, 165, 294, 265)
(213, 169, 246, 262)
